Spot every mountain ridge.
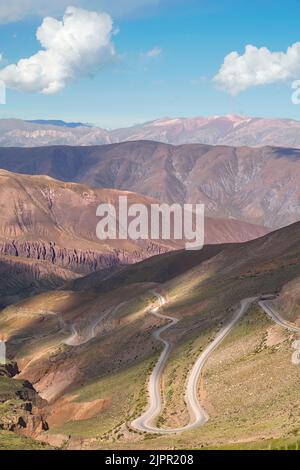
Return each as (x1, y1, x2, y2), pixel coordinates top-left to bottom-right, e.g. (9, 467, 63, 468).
(0, 142, 299, 228)
(0, 168, 269, 307)
(2, 115, 300, 148)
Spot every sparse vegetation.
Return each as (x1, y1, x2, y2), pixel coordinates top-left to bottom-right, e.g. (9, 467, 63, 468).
(1, 220, 300, 449)
(0, 431, 52, 450)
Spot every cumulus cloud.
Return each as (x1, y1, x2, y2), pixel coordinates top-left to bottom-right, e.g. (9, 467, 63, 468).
(146, 47, 162, 58)
(214, 43, 300, 95)
(0, 0, 161, 23)
(0, 6, 116, 94)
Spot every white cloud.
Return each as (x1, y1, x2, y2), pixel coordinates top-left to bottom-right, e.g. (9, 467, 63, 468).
(0, 6, 116, 94)
(214, 43, 300, 95)
(0, 0, 161, 23)
(146, 47, 162, 58)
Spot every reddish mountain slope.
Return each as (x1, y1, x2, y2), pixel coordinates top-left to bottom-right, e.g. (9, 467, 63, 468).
(0, 169, 267, 271)
(0, 169, 176, 275)
(0, 142, 299, 228)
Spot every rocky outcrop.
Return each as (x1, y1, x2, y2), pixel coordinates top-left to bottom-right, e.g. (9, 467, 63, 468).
(0, 240, 169, 274)
(0, 405, 48, 435)
(0, 252, 81, 307)
(0, 362, 19, 378)
(0, 365, 49, 437)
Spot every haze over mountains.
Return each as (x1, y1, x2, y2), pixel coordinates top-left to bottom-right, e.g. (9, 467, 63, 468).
(1, 141, 300, 229)
(3, 115, 300, 148)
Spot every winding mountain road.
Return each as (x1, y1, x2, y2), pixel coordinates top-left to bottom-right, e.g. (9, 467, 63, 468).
(64, 302, 127, 346)
(132, 294, 256, 434)
(132, 295, 300, 435)
(131, 292, 180, 434)
(14, 303, 128, 375)
(65, 309, 113, 346)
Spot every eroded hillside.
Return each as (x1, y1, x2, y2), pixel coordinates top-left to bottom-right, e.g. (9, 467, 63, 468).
(1, 222, 299, 449)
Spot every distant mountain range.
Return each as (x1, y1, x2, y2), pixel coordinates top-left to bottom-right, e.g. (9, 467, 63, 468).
(26, 120, 92, 129)
(2, 114, 300, 147)
(111, 114, 300, 148)
(0, 141, 299, 229)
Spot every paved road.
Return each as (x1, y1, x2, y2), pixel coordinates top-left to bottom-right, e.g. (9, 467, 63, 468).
(132, 292, 180, 434)
(132, 295, 300, 435)
(14, 303, 128, 373)
(184, 297, 255, 430)
(258, 301, 300, 333)
(17, 290, 300, 431)
(65, 309, 112, 346)
(24, 304, 126, 348)
(131, 294, 256, 434)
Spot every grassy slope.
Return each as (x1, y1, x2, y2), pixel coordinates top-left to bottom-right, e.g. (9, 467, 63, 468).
(1, 223, 300, 449)
(48, 356, 157, 441)
(97, 306, 299, 450)
(0, 431, 51, 450)
(43, 286, 300, 449)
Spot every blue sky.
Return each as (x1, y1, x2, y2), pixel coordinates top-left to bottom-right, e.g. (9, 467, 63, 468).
(1, 0, 300, 127)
